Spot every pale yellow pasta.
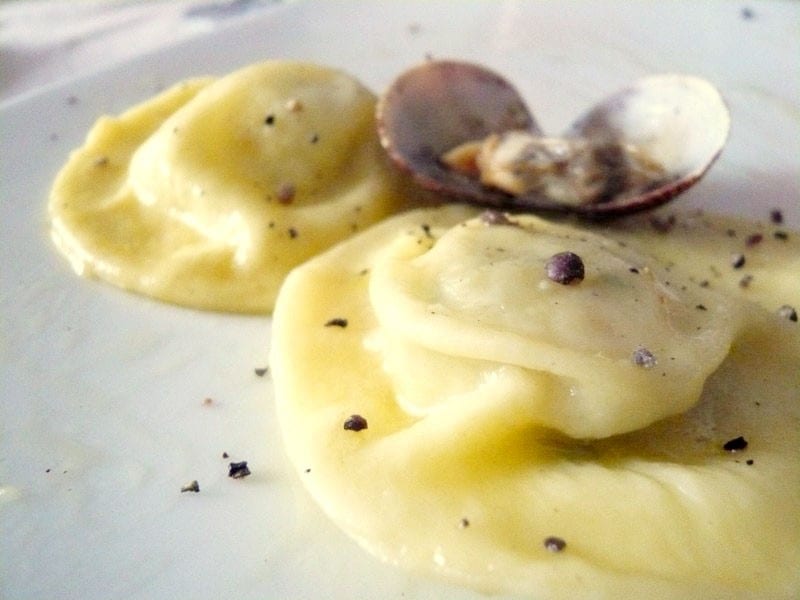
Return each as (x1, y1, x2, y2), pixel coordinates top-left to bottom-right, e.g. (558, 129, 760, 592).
(271, 206, 800, 599)
(369, 214, 744, 438)
(49, 61, 421, 313)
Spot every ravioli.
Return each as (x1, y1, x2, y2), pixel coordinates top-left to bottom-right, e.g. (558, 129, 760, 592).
(49, 61, 420, 313)
(271, 206, 800, 599)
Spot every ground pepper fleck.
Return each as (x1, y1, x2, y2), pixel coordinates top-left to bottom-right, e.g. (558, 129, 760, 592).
(343, 414, 368, 431)
(480, 210, 513, 226)
(254, 366, 269, 377)
(745, 233, 763, 247)
(286, 98, 303, 112)
(632, 346, 657, 368)
(649, 214, 676, 233)
(778, 305, 798, 322)
(544, 536, 567, 552)
(723, 436, 748, 452)
(731, 253, 746, 269)
(277, 183, 295, 204)
(228, 461, 251, 479)
(325, 318, 348, 328)
(181, 480, 200, 493)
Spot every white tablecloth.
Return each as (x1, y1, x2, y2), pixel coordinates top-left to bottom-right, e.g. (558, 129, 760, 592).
(0, 0, 287, 102)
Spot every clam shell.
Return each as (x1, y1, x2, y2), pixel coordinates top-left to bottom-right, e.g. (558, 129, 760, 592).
(376, 60, 536, 207)
(377, 61, 730, 217)
(566, 74, 731, 215)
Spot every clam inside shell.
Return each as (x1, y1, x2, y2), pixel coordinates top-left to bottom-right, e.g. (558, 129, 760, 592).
(377, 61, 730, 217)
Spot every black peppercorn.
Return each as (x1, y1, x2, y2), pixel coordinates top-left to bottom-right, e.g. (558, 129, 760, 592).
(546, 252, 585, 285)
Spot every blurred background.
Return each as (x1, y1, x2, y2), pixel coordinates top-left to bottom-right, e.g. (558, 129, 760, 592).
(0, 0, 290, 102)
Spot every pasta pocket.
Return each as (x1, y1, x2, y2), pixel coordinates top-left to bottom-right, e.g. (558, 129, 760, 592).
(49, 61, 419, 313)
(369, 213, 744, 438)
(271, 207, 800, 599)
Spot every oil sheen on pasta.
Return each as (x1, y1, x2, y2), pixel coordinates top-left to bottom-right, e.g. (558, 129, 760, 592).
(271, 206, 799, 599)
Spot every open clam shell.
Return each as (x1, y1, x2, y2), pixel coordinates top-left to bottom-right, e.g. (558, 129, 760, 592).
(376, 60, 537, 207)
(377, 60, 730, 217)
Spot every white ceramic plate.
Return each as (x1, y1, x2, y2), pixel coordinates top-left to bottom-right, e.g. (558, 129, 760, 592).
(1, 2, 798, 599)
